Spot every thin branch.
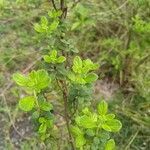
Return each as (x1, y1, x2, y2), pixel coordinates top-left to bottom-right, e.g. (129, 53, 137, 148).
(60, 0, 68, 19)
(60, 0, 64, 10)
(50, 0, 57, 10)
(56, 79, 75, 150)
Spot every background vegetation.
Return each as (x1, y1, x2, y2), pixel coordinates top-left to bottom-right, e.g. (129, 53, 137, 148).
(0, 0, 150, 149)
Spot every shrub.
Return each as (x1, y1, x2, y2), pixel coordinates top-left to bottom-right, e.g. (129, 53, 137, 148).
(13, 3, 122, 149)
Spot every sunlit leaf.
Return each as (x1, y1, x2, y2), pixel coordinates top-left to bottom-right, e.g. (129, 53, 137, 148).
(98, 100, 108, 115)
(72, 56, 82, 73)
(75, 135, 86, 148)
(13, 73, 28, 86)
(105, 119, 122, 132)
(105, 139, 115, 150)
(85, 73, 98, 83)
(19, 96, 35, 111)
(57, 56, 66, 63)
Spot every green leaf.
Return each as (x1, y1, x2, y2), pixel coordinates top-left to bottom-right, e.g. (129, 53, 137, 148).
(13, 73, 28, 86)
(19, 96, 35, 111)
(86, 129, 95, 137)
(39, 117, 53, 128)
(99, 131, 110, 142)
(72, 56, 83, 73)
(39, 117, 46, 123)
(43, 55, 51, 63)
(105, 119, 122, 132)
(106, 114, 115, 120)
(48, 10, 62, 18)
(70, 125, 83, 136)
(82, 59, 99, 73)
(44, 50, 66, 64)
(75, 75, 86, 84)
(67, 72, 76, 82)
(40, 101, 53, 111)
(28, 70, 50, 92)
(75, 135, 86, 148)
(45, 119, 53, 128)
(14, 70, 50, 92)
(34, 23, 43, 33)
(98, 100, 108, 115)
(105, 139, 115, 150)
(82, 107, 91, 115)
(77, 115, 97, 129)
(41, 16, 48, 26)
(57, 56, 66, 63)
(102, 124, 112, 132)
(93, 137, 100, 145)
(32, 111, 40, 119)
(38, 123, 47, 133)
(84, 73, 98, 83)
(50, 50, 57, 59)
(49, 20, 59, 32)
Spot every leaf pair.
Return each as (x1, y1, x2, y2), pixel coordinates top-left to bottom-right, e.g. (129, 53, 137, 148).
(13, 69, 50, 93)
(98, 100, 122, 132)
(19, 96, 53, 112)
(34, 14, 59, 34)
(43, 50, 66, 64)
(72, 56, 99, 74)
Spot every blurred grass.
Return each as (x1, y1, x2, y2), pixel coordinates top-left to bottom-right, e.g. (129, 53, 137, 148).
(0, 0, 150, 149)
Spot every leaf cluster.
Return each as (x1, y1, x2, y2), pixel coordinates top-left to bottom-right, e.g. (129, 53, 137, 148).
(71, 100, 122, 149)
(68, 56, 99, 84)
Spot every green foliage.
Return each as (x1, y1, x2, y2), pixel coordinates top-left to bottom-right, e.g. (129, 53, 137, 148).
(105, 139, 115, 150)
(13, 52, 99, 143)
(38, 117, 53, 140)
(34, 14, 60, 34)
(1, 0, 148, 149)
(71, 100, 122, 149)
(0, 0, 5, 9)
(132, 15, 150, 33)
(9, 1, 125, 149)
(13, 69, 51, 93)
(13, 69, 54, 140)
(19, 96, 35, 111)
(71, 4, 95, 30)
(98, 100, 108, 115)
(68, 83, 93, 110)
(43, 50, 66, 64)
(68, 56, 99, 84)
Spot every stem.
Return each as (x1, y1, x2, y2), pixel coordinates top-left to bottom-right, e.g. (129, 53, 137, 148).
(56, 79, 75, 150)
(34, 90, 40, 109)
(50, 0, 57, 10)
(60, 0, 67, 19)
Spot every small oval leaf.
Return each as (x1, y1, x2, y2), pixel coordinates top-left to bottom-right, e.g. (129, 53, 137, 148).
(19, 96, 35, 112)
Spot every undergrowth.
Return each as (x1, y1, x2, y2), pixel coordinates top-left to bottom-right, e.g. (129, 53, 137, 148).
(0, 0, 149, 149)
